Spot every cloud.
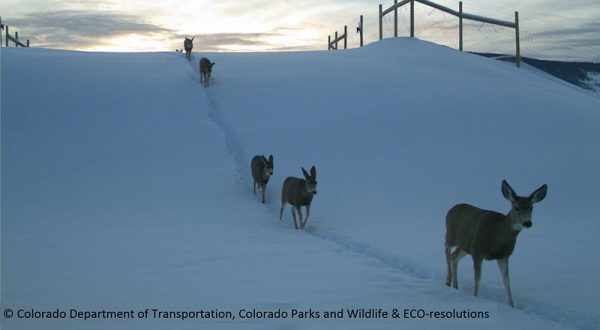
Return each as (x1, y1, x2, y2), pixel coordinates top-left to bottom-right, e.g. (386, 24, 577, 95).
(523, 21, 600, 40)
(7, 8, 323, 52)
(9, 10, 174, 49)
(186, 33, 272, 50)
(171, 31, 322, 52)
(168, 32, 276, 52)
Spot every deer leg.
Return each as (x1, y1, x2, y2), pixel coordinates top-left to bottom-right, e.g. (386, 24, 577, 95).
(279, 203, 285, 221)
(291, 207, 300, 229)
(473, 255, 483, 297)
(301, 205, 310, 229)
(445, 245, 452, 286)
(296, 206, 304, 230)
(253, 181, 256, 195)
(261, 184, 266, 204)
(450, 248, 467, 289)
(498, 257, 515, 308)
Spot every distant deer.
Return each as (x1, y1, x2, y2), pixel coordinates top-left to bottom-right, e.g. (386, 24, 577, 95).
(251, 155, 274, 204)
(199, 57, 215, 88)
(280, 166, 317, 230)
(445, 180, 548, 308)
(184, 37, 194, 60)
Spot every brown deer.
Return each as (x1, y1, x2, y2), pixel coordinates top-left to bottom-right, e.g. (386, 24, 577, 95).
(184, 37, 194, 60)
(199, 57, 215, 88)
(445, 180, 547, 307)
(280, 166, 317, 230)
(251, 155, 274, 204)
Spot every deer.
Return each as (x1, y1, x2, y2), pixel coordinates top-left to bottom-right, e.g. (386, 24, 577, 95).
(199, 57, 215, 88)
(445, 180, 548, 308)
(251, 155, 274, 204)
(183, 37, 194, 60)
(280, 166, 317, 230)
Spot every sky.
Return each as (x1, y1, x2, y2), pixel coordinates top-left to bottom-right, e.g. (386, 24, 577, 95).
(0, 0, 599, 61)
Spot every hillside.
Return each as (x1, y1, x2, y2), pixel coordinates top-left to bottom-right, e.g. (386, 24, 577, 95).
(474, 52, 600, 96)
(2, 38, 600, 330)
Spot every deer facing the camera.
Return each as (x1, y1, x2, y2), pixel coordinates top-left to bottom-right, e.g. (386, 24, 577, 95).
(280, 166, 317, 230)
(445, 180, 547, 308)
(251, 155, 274, 204)
(199, 57, 215, 87)
(184, 37, 194, 60)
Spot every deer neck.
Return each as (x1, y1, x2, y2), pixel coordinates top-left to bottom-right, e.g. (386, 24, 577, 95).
(505, 209, 524, 236)
(302, 184, 314, 203)
(481, 211, 519, 260)
(263, 172, 271, 183)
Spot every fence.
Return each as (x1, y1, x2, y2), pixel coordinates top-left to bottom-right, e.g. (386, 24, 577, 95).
(327, 0, 521, 67)
(328, 25, 348, 50)
(1, 17, 31, 48)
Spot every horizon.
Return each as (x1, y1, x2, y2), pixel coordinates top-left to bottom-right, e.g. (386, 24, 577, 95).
(1, 0, 599, 62)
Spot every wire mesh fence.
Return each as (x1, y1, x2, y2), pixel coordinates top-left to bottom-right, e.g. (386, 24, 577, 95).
(325, 0, 600, 63)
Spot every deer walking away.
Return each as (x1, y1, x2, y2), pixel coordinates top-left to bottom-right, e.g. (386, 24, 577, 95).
(444, 180, 547, 307)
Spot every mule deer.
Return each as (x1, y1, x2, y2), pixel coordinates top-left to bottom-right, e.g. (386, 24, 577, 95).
(184, 37, 194, 60)
(251, 155, 274, 204)
(445, 180, 547, 307)
(279, 166, 317, 230)
(199, 57, 215, 88)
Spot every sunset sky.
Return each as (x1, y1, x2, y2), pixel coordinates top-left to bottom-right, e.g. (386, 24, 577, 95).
(1, 0, 598, 61)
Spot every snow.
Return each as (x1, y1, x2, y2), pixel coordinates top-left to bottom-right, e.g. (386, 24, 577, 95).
(2, 38, 600, 330)
(584, 71, 600, 95)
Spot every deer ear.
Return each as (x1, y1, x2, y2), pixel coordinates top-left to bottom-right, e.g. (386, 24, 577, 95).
(530, 184, 547, 203)
(310, 166, 316, 178)
(268, 155, 273, 165)
(261, 155, 268, 163)
(211, 63, 216, 68)
(501, 180, 516, 202)
(302, 167, 309, 179)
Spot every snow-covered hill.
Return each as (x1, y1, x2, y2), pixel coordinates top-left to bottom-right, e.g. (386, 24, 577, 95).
(2, 38, 599, 330)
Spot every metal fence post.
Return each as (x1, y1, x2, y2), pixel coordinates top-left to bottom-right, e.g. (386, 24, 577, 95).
(459, 1, 463, 51)
(394, 0, 398, 37)
(410, 0, 414, 37)
(515, 11, 520, 68)
(379, 4, 383, 40)
(344, 25, 347, 49)
(359, 15, 364, 47)
(335, 31, 338, 49)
